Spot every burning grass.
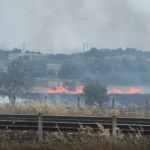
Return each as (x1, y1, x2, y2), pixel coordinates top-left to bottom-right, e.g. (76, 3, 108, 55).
(0, 101, 149, 118)
(0, 125, 150, 150)
(44, 85, 144, 94)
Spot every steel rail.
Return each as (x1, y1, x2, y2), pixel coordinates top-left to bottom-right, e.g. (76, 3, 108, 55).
(0, 120, 150, 126)
(0, 119, 149, 125)
(0, 114, 149, 134)
(0, 124, 150, 134)
(0, 114, 150, 122)
(0, 120, 149, 129)
(0, 114, 150, 125)
(0, 118, 149, 125)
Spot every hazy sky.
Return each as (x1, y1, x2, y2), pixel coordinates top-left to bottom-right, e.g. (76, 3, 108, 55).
(0, 0, 150, 54)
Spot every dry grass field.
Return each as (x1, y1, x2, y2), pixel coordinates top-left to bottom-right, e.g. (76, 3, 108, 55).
(0, 101, 149, 118)
(0, 125, 149, 150)
(0, 101, 149, 150)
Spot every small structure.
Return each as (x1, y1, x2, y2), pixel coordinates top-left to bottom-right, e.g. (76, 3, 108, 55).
(8, 53, 45, 60)
(46, 64, 61, 77)
(63, 81, 76, 91)
(8, 53, 23, 60)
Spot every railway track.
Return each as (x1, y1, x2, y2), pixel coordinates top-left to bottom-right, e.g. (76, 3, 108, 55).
(0, 114, 150, 134)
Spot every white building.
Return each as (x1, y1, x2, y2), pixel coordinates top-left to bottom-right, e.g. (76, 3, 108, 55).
(1, 66, 7, 73)
(46, 64, 61, 77)
(104, 55, 136, 60)
(8, 53, 23, 60)
(8, 53, 45, 60)
(31, 54, 45, 60)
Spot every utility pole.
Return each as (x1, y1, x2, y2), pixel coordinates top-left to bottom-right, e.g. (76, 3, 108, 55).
(95, 58, 101, 73)
(23, 42, 25, 53)
(83, 43, 85, 53)
(86, 42, 88, 51)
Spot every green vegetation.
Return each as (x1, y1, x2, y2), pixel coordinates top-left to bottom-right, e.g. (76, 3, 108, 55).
(0, 59, 35, 99)
(102, 59, 150, 72)
(1, 47, 150, 86)
(83, 81, 110, 105)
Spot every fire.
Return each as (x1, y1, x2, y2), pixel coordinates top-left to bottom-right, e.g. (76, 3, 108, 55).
(45, 86, 143, 94)
(128, 87, 143, 94)
(109, 88, 124, 94)
(45, 86, 83, 94)
(107, 87, 143, 94)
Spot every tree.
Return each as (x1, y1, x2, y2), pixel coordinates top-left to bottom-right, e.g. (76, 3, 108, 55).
(0, 59, 35, 99)
(83, 80, 110, 105)
(47, 68, 56, 78)
(59, 61, 81, 79)
(11, 48, 22, 53)
(137, 64, 146, 72)
(23, 55, 30, 60)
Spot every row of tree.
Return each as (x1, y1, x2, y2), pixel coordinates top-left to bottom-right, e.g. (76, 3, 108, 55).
(47, 47, 150, 59)
(4, 58, 146, 86)
(0, 59, 109, 105)
(46, 59, 147, 85)
(0, 48, 42, 59)
(1, 47, 150, 59)
(0, 59, 34, 99)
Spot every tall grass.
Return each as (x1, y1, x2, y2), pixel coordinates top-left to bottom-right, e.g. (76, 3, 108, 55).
(0, 101, 149, 117)
(0, 125, 149, 150)
(0, 101, 149, 149)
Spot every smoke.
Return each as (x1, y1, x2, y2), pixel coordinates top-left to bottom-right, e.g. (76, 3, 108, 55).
(0, 0, 150, 53)
(98, 0, 150, 50)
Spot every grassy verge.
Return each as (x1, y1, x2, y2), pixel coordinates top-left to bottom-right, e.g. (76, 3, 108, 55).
(0, 101, 149, 118)
(0, 125, 149, 150)
(0, 102, 149, 149)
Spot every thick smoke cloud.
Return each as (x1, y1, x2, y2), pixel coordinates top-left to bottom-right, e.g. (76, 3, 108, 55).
(99, 0, 150, 50)
(0, 0, 150, 53)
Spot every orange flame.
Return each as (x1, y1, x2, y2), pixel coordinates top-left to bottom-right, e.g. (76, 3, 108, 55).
(111, 88, 124, 94)
(45, 86, 83, 94)
(45, 86, 143, 94)
(128, 87, 143, 94)
(108, 87, 143, 94)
